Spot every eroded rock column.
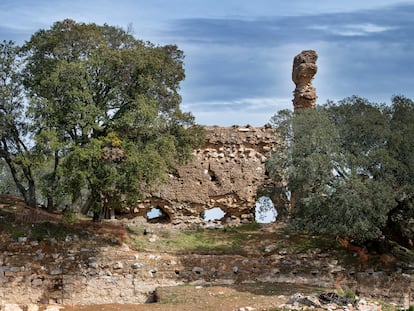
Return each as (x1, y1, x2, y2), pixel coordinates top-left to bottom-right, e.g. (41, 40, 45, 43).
(292, 50, 318, 110)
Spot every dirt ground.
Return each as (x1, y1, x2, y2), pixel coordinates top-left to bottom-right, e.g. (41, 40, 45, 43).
(62, 283, 325, 311)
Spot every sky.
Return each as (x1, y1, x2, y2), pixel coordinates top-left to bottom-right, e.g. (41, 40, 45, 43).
(1, 1, 413, 126)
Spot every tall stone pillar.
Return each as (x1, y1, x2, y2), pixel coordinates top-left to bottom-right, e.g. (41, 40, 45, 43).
(292, 50, 318, 110)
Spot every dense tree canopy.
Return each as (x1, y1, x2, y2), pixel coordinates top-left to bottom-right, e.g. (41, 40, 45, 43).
(0, 20, 204, 217)
(267, 96, 414, 244)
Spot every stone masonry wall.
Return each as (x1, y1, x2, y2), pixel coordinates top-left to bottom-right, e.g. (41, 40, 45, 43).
(1, 232, 413, 306)
(133, 125, 278, 225)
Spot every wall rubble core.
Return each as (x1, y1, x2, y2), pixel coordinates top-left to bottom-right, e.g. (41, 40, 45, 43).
(133, 125, 278, 225)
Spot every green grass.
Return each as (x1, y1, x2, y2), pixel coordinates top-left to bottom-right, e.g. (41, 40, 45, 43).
(126, 224, 259, 254)
(125, 222, 353, 258)
(30, 222, 71, 241)
(224, 221, 262, 232)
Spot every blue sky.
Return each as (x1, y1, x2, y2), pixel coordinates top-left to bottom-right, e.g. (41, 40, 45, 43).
(1, 1, 413, 125)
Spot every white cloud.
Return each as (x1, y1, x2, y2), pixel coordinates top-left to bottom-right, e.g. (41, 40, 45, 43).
(310, 23, 395, 37)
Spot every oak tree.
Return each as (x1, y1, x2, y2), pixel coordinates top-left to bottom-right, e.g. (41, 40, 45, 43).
(267, 97, 402, 243)
(4, 20, 204, 216)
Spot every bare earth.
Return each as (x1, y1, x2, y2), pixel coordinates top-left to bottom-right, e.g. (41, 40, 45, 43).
(62, 283, 321, 311)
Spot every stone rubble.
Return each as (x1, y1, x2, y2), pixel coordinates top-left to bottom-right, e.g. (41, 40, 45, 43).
(1, 230, 412, 308)
(282, 292, 389, 311)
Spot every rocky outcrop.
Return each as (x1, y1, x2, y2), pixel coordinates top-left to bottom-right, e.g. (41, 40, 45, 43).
(132, 126, 278, 224)
(292, 50, 318, 110)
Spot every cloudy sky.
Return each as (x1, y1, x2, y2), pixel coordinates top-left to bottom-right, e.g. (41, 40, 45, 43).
(1, 1, 413, 125)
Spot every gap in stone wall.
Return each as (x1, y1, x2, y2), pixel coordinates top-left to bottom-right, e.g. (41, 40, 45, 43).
(147, 207, 170, 223)
(255, 196, 277, 223)
(201, 207, 225, 222)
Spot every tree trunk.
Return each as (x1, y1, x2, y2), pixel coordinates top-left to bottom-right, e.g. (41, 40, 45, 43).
(81, 191, 99, 215)
(27, 178, 37, 208)
(3, 154, 37, 207)
(46, 196, 55, 212)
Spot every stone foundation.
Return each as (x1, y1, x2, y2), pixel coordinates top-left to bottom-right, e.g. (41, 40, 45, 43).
(0, 231, 412, 307)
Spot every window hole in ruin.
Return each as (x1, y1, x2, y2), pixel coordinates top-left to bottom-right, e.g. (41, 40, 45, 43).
(145, 291, 158, 303)
(206, 164, 220, 185)
(201, 207, 225, 222)
(146, 207, 170, 223)
(208, 168, 217, 182)
(254, 196, 277, 223)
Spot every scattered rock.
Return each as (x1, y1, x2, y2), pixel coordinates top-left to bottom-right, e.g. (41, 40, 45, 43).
(287, 293, 321, 308)
(149, 235, 158, 242)
(49, 268, 62, 275)
(132, 263, 143, 269)
(31, 278, 43, 287)
(65, 235, 73, 242)
(143, 228, 154, 235)
(88, 262, 99, 269)
(4, 304, 23, 311)
(26, 305, 39, 311)
(318, 292, 356, 306)
(17, 237, 27, 243)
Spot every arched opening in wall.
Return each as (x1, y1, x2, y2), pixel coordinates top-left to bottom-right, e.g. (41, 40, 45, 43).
(201, 207, 225, 222)
(255, 196, 277, 223)
(146, 207, 170, 223)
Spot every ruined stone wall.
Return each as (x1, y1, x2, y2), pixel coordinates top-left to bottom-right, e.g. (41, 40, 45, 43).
(1, 232, 412, 306)
(133, 125, 278, 224)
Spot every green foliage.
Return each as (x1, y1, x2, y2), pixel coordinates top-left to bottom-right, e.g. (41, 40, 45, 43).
(62, 209, 78, 225)
(344, 290, 356, 300)
(268, 96, 414, 243)
(388, 96, 414, 198)
(30, 222, 70, 241)
(0, 20, 204, 215)
(0, 40, 38, 207)
(0, 162, 19, 195)
(11, 228, 26, 239)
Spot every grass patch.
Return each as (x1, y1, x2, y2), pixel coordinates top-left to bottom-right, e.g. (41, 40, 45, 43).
(126, 222, 350, 257)
(127, 225, 257, 254)
(11, 228, 26, 239)
(224, 222, 262, 232)
(30, 222, 70, 241)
